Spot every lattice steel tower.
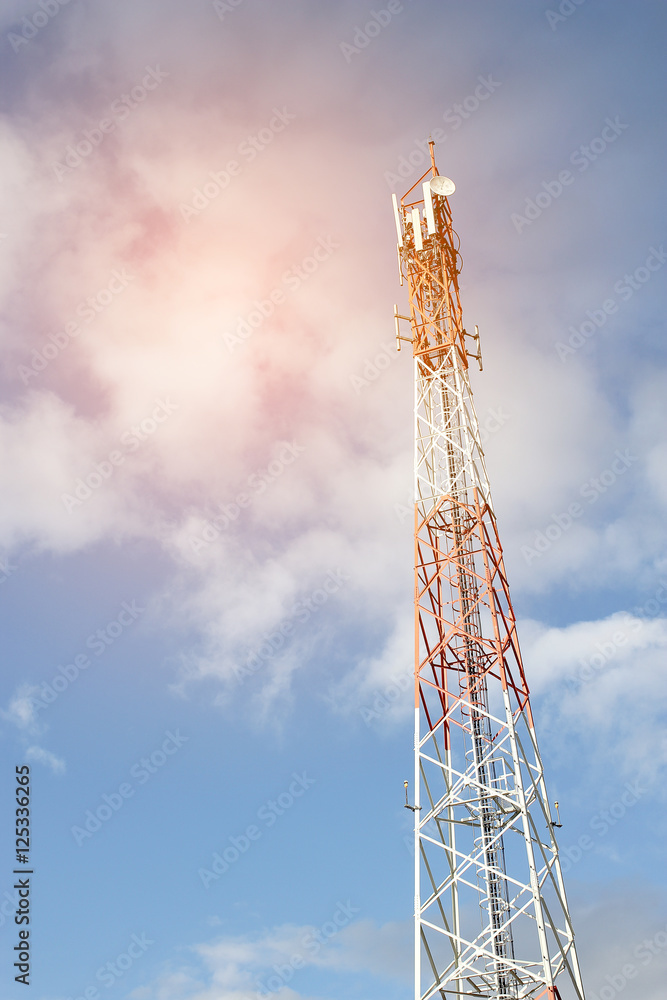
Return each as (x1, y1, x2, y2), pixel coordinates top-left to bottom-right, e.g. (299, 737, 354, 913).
(392, 145, 586, 1000)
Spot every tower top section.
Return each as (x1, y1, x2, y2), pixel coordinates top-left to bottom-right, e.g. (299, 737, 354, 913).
(392, 142, 480, 371)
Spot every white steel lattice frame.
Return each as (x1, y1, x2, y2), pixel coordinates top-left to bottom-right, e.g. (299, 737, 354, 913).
(393, 147, 586, 1000)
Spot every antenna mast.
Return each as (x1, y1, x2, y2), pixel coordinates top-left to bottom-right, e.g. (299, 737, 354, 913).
(393, 143, 586, 1000)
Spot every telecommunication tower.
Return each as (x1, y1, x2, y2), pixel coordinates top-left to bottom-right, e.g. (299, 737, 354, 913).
(392, 144, 586, 1000)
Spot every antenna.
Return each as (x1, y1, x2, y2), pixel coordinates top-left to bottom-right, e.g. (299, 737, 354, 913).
(552, 801, 563, 828)
(404, 780, 421, 813)
(422, 181, 436, 235)
(391, 192, 403, 246)
(411, 208, 423, 251)
(429, 175, 456, 197)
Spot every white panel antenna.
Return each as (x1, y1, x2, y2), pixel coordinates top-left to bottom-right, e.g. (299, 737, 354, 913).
(411, 208, 423, 251)
(392, 193, 403, 247)
(422, 182, 436, 234)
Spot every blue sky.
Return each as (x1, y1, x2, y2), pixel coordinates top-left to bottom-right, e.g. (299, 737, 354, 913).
(0, 2, 666, 999)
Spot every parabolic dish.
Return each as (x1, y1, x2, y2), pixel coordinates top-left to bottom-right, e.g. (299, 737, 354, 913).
(430, 175, 456, 197)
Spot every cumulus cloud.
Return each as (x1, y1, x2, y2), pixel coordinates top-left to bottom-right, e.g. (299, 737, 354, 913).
(130, 913, 410, 1000)
(521, 611, 667, 779)
(325, 605, 667, 791)
(0, 390, 145, 552)
(0, 0, 664, 729)
(130, 892, 667, 1000)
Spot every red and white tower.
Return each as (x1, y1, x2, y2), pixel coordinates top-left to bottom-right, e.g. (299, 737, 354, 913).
(392, 145, 586, 1000)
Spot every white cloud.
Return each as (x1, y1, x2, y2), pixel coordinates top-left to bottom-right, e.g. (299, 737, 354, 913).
(1, 683, 43, 735)
(519, 611, 667, 692)
(130, 913, 410, 1000)
(25, 745, 65, 774)
(0, 0, 664, 737)
(521, 612, 667, 779)
(328, 607, 413, 728)
(326, 606, 667, 790)
(0, 391, 141, 553)
(130, 888, 667, 1000)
